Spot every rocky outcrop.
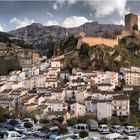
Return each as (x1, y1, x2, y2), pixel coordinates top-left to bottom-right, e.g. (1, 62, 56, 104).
(10, 22, 124, 49)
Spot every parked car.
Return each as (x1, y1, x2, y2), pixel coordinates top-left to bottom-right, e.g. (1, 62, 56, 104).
(103, 133, 122, 140)
(64, 134, 80, 140)
(49, 132, 74, 140)
(14, 126, 25, 133)
(0, 130, 6, 139)
(110, 125, 123, 133)
(34, 129, 47, 137)
(84, 137, 99, 140)
(87, 119, 98, 131)
(71, 124, 88, 133)
(3, 131, 26, 139)
(123, 126, 138, 135)
(1, 123, 15, 130)
(22, 118, 34, 124)
(97, 124, 109, 134)
(22, 128, 34, 135)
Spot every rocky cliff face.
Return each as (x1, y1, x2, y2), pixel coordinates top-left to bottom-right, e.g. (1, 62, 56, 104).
(10, 22, 124, 49)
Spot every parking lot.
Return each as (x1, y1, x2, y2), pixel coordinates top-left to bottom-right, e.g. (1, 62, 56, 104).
(89, 131, 140, 139)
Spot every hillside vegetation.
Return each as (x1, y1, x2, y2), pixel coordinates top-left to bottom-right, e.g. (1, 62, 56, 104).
(62, 34, 140, 72)
(0, 32, 29, 75)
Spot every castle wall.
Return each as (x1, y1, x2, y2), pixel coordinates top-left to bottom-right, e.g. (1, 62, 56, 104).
(77, 37, 118, 49)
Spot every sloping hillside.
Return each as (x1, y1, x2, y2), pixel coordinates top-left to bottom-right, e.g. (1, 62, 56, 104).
(63, 34, 140, 72)
(0, 32, 30, 75)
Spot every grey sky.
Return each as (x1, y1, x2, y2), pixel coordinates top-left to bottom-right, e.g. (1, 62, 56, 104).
(0, 0, 140, 31)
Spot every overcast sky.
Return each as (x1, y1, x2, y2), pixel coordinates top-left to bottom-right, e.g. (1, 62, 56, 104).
(0, 0, 140, 32)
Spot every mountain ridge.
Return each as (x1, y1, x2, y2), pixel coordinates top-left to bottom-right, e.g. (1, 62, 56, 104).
(9, 21, 124, 49)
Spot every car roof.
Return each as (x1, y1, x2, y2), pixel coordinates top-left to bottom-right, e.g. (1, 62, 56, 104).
(105, 133, 121, 139)
(6, 131, 19, 134)
(126, 126, 134, 128)
(99, 124, 108, 127)
(112, 125, 121, 127)
(75, 123, 87, 126)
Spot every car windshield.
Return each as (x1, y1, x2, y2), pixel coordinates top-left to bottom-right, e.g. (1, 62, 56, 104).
(117, 127, 121, 130)
(70, 135, 78, 139)
(130, 127, 136, 131)
(103, 126, 108, 130)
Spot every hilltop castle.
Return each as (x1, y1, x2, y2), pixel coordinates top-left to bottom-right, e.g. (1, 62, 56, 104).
(76, 13, 139, 49)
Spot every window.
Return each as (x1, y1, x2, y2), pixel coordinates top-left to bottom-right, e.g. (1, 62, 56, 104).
(11, 133, 16, 137)
(77, 126, 81, 130)
(48, 107, 51, 111)
(81, 126, 85, 130)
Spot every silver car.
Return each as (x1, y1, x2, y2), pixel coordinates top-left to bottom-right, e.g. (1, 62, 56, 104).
(110, 125, 123, 133)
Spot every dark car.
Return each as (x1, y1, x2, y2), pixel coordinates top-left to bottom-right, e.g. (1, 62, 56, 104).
(1, 123, 15, 130)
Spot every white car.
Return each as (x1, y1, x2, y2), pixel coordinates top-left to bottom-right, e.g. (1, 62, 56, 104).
(71, 124, 88, 133)
(97, 124, 109, 134)
(84, 137, 99, 140)
(14, 126, 25, 133)
(3, 131, 26, 139)
(123, 126, 138, 135)
(22, 128, 34, 135)
(110, 125, 123, 133)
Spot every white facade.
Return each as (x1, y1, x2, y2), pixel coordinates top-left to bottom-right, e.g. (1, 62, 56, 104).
(51, 61, 60, 68)
(91, 71, 118, 86)
(85, 99, 97, 113)
(120, 67, 140, 86)
(70, 102, 86, 118)
(112, 95, 130, 117)
(97, 84, 115, 91)
(97, 101, 112, 120)
(45, 100, 67, 112)
(45, 78, 58, 88)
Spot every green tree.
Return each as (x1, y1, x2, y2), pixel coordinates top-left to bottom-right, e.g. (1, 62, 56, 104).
(67, 118, 78, 126)
(57, 116, 64, 123)
(132, 24, 138, 31)
(9, 119, 18, 126)
(79, 131, 88, 138)
(80, 43, 90, 56)
(129, 115, 140, 127)
(24, 122, 33, 128)
(108, 117, 121, 126)
(58, 128, 68, 135)
(0, 116, 6, 123)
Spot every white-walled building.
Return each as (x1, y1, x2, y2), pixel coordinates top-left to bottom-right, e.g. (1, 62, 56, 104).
(45, 78, 58, 88)
(70, 102, 86, 118)
(91, 71, 118, 87)
(97, 100, 112, 120)
(51, 60, 60, 68)
(112, 94, 130, 117)
(44, 100, 67, 112)
(120, 67, 140, 86)
(97, 84, 115, 91)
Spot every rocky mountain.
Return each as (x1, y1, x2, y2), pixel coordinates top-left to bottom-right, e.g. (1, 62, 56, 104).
(10, 22, 124, 49)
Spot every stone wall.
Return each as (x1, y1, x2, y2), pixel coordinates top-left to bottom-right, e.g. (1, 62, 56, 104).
(77, 36, 119, 49)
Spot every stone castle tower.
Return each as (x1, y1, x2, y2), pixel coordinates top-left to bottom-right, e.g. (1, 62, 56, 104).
(125, 13, 138, 31)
